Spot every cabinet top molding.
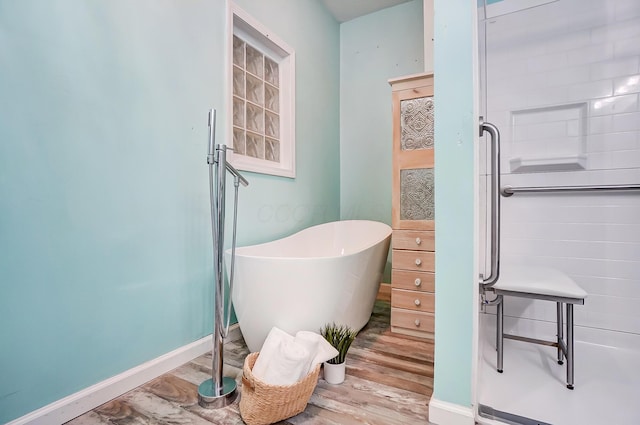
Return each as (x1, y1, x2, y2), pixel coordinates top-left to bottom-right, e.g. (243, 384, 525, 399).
(388, 72, 434, 86)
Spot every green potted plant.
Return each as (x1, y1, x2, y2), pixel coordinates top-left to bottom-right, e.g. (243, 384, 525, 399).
(320, 323, 357, 384)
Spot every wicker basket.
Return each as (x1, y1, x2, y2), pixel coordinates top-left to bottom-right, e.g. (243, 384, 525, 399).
(239, 352, 321, 425)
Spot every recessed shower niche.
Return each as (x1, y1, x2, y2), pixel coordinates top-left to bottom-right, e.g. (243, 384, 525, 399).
(508, 102, 587, 173)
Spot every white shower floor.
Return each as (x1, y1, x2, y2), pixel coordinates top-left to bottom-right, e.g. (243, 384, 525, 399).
(477, 317, 640, 425)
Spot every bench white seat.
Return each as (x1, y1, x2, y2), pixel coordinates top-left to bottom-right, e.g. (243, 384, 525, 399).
(494, 265, 587, 301)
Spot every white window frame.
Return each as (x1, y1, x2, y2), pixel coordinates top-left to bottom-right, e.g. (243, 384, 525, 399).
(226, 2, 296, 178)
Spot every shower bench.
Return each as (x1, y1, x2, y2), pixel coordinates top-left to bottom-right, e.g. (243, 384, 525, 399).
(491, 265, 587, 389)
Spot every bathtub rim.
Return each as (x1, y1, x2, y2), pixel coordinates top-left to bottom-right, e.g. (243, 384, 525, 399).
(225, 219, 391, 261)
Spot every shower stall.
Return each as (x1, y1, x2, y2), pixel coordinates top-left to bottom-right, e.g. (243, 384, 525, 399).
(476, 1, 640, 424)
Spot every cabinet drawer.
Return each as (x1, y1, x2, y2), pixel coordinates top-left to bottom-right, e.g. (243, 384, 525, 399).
(391, 289, 435, 312)
(391, 308, 434, 333)
(393, 230, 434, 251)
(392, 269, 435, 292)
(392, 250, 435, 272)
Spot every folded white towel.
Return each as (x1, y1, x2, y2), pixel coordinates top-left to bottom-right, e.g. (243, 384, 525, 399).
(251, 327, 295, 382)
(293, 331, 319, 374)
(257, 339, 310, 386)
(251, 327, 340, 386)
(295, 330, 339, 369)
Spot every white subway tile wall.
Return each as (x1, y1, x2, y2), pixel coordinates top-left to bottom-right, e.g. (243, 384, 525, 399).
(482, 0, 640, 340)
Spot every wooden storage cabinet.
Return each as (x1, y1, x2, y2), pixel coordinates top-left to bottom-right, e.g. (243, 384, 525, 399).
(389, 73, 435, 339)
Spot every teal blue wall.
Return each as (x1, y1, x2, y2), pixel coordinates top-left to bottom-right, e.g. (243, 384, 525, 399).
(339, 0, 423, 224)
(339, 0, 424, 282)
(432, 0, 476, 408)
(0, 0, 340, 422)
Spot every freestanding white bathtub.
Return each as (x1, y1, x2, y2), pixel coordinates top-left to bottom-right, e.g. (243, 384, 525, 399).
(226, 220, 391, 353)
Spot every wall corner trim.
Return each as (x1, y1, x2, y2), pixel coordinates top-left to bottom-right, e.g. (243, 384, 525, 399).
(429, 397, 475, 425)
(7, 336, 213, 425)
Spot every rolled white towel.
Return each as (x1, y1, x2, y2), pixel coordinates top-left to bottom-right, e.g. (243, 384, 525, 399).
(258, 339, 310, 386)
(295, 330, 339, 370)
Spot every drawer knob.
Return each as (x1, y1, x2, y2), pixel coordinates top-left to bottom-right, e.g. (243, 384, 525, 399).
(415, 258, 422, 266)
(415, 278, 422, 287)
(414, 319, 421, 327)
(414, 299, 421, 306)
(415, 237, 422, 245)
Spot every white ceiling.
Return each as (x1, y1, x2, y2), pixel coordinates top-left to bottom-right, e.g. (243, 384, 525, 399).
(321, 0, 414, 23)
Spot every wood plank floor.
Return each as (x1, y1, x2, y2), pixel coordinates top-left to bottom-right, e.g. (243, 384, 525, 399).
(66, 300, 434, 424)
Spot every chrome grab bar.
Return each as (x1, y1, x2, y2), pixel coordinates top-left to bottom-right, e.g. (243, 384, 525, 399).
(502, 184, 640, 197)
(480, 119, 501, 287)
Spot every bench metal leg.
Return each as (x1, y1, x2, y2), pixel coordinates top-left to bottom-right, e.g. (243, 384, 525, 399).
(556, 302, 564, 365)
(566, 303, 574, 389)
(497, 297, 504, 373)
(493, 292, 579, 389)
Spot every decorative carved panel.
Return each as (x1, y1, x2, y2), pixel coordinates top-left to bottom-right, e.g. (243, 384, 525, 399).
(400, 168, 434, 221)
(400, 97, 434, 150)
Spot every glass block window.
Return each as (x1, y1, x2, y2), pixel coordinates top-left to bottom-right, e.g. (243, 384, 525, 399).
(229, 5, 295, 178)
(400, 96, 434, 150)
(400, 168, 434, 221)
(232, 36, 281, 162)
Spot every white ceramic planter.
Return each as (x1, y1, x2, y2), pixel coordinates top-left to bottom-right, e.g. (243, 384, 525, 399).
(323, 362, 346, 385)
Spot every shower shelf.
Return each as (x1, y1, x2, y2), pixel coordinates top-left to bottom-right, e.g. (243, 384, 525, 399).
(509, 154, 586, 173)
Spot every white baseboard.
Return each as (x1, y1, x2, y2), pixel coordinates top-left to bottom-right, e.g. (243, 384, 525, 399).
(429, 397, 475, 425)
(8, 336, 213, 425)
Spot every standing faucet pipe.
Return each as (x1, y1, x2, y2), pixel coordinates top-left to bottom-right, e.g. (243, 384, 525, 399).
(198, 109, 248, 409)
(224, 176, 241, 337)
